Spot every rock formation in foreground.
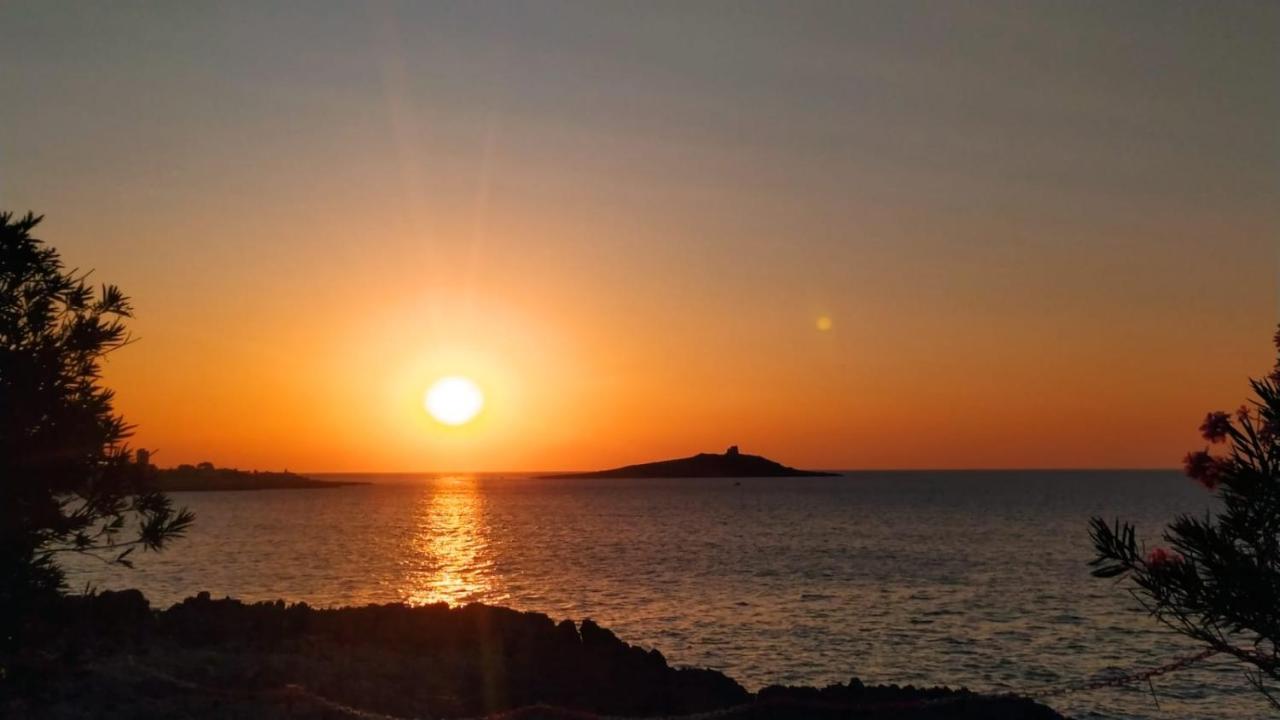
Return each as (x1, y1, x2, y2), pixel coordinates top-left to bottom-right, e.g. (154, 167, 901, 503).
(4, 590, 1062, 719)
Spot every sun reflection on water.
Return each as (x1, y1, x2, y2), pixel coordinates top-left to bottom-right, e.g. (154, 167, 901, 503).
(403, 477, 505, 606)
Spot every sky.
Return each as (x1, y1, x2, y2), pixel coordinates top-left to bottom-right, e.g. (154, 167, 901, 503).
(2, 1, 1277, 472)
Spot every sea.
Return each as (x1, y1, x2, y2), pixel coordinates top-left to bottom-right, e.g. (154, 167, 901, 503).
(63, 470, 1268, 719)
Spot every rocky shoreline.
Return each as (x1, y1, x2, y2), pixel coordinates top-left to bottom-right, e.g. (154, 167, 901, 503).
(5, 591, 1064, 719)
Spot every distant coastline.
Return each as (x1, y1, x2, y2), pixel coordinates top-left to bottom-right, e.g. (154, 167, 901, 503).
(547, 446, 839, 479)
(154, 463, 369, 492)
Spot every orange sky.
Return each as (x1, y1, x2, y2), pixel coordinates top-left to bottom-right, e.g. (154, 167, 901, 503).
(3, 3, 1277, 471)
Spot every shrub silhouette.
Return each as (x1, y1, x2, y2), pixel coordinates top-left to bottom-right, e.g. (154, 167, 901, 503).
(1091, 326, 1280, 707)
(0, 211, 193, 646)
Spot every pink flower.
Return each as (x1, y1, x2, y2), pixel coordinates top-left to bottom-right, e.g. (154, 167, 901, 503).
(1199, 411, 1232, 443)
(1183, 450, 1223, 490)
(1146, 547, 1178, 569)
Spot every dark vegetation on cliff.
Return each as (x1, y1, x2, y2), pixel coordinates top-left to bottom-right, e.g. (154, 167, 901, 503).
(1091, 326, 1280, 706)
(4, 590, 1062, 720)
(0, 211, 193, 643)
(548, 446, 839, 479)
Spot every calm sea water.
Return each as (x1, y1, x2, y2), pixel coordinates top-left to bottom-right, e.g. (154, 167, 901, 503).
(65, 471, 1266, 719)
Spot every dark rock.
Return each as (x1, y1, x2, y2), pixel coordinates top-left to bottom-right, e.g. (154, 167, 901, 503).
(7, 591, 1063, 719)
(755, 679, 1064, 719)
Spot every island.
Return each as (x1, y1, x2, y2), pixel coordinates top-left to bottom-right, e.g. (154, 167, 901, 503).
(152, 461, 368, 492)
(546, 446, 839, 479)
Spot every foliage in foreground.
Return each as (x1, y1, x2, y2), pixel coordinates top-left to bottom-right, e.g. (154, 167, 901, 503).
(1091, 326, 1280, 706)
(0, 211, 193, 646)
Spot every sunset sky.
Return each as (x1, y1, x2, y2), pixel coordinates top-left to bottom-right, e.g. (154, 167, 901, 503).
(2, 2, 1277, 472)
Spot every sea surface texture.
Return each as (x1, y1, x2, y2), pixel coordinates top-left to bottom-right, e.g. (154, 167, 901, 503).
(66, 471, 1265, 719)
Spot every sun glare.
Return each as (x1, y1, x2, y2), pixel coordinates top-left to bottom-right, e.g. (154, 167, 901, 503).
(425, 376, 484, 426)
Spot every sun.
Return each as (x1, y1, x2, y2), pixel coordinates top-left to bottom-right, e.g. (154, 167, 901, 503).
(424, 376, 484, 426)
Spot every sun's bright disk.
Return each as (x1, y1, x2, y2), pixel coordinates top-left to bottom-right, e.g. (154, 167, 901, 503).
(425, 376, 484, 426)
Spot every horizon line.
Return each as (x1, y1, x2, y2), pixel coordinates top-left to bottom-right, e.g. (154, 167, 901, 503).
(292, 467, 1185, 476)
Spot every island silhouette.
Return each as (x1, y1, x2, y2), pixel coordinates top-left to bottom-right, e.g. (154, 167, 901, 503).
(547, 446, 839, 479)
